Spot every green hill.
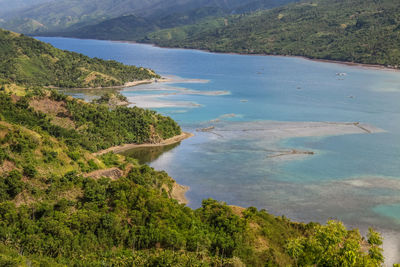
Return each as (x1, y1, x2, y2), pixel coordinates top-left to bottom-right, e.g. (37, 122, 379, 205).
(143, 0, 400, 67)
(0, 29, 158, 88)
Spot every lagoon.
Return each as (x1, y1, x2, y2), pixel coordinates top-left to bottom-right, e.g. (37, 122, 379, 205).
(38, 37, 400, 263)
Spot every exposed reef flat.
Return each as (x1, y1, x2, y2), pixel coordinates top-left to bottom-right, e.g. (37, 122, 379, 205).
(202, 121, 384, 139)
(197, 121, 384, 160)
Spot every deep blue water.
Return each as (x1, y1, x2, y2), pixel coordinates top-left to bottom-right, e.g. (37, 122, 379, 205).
(38, 37, 400, 262)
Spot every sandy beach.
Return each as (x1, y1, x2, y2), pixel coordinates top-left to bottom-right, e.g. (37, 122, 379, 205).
(94, 131, 194, 156)
(123, 77, 172, 87)
(46, 77, 172, 90)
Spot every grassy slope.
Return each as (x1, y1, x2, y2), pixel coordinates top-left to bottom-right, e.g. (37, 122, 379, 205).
(0, 29, 159, 88)
(143, 0, 400, 67)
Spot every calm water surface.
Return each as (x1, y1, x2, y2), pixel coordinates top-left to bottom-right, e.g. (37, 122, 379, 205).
(38, 37, 400, 263)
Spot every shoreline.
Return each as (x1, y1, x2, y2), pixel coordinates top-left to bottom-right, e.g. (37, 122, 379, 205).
(171, 182, 189, 205)
(37, 35, 400, 72)
(110, 38, 400, 72)
(94, 131, 194, 156)
(143, 43, 400, 72)
(47, 77, 172, 91)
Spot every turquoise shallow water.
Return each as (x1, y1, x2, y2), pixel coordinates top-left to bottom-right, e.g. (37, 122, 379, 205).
(38, 37, 400, 262)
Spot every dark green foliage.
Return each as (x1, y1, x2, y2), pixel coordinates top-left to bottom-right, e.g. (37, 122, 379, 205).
(197, 199, 245, 257)
(144, 0, 400, 67)
(67, 150, 81, 161)
(23, 163, 37, 178)
(87, 159, 99, 171)
(41, 149, 58, 163)
(0, 28, 159, 88)
(0, 170, 24, 199)
(2, 128, 38, 154)
(0, 148, 8, 164)
(93, 91, 128, 105)
(100, 152, 120, 167)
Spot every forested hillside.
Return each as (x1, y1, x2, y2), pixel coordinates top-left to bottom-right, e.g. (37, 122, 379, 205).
(0, 0, 299, 36)
(57, 0, 298, 41)
(58, 7, 226, 41)
(143, 0, 400, 67)
(0, 29, 158, 88)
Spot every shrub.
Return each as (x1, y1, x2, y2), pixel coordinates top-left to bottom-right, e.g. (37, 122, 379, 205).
(23, 164, 37, 178)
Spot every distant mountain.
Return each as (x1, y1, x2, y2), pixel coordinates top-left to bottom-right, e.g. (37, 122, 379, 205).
(143, 0, 400, 68)
(59, 6, 227, 41)
(0, 0, 162, 34)
(0, 0, 52, 15)
(0, 0, 299, 35)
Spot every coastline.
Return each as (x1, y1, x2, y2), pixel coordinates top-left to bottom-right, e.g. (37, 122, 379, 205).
(132, 42, 400, 72)
(171, 182, 189, 205)
(46, 77, 172, 91)
(94, 131, 194, 156)
(147, 44, 400, 72)
(108, 38, 400, 72)
(37, 35, 400, 72)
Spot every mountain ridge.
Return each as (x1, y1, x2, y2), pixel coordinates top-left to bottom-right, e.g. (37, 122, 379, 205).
(0, 0, 300, 35)
(141, 0, 400, 68)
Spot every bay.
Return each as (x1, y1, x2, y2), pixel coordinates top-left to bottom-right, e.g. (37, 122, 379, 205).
(38, 37, 400, 263)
